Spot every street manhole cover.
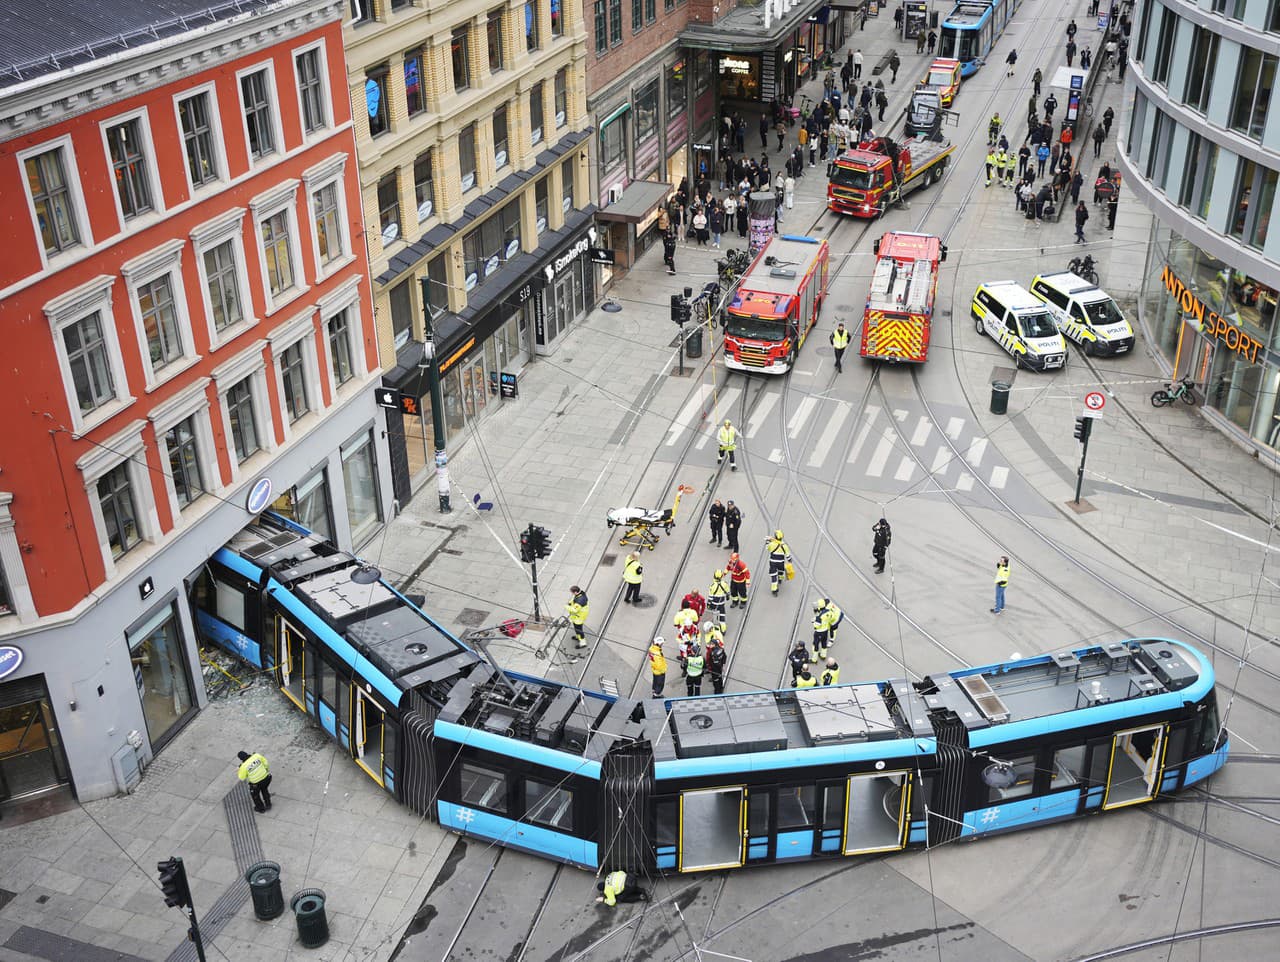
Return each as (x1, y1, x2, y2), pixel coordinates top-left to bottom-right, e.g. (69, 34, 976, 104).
(457, 607, 489, 627)
(815, 346, 832, 356)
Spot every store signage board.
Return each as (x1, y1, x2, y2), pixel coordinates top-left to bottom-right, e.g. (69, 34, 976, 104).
(1161, 265, 1264, 364)
(246, 477, 274, 515)
(0, 645, 23, 680)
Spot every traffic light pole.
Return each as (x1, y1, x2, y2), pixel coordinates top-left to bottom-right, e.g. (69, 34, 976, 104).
(419, 281, 452, 514)
(530, 558, 541, 622)
(1073, 418, 1093, 505)
(186, 906, 208, 962)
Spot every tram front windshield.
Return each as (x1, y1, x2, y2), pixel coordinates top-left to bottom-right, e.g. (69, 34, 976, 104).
(937, 28, 959, 58)
(727, 311, 788, 341)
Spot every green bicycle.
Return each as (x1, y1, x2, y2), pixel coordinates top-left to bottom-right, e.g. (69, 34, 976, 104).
(1151, 376, 1197, 407)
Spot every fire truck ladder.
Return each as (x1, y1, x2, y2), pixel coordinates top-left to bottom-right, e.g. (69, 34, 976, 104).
(903, 260, 932, 313)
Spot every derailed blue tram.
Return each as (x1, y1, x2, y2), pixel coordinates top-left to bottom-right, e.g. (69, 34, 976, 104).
(195, 515, 1229, 874)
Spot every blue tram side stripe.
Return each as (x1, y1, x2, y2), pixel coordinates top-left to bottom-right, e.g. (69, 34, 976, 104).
(437, 803, 598, 869)
(434, 720, 603, 779)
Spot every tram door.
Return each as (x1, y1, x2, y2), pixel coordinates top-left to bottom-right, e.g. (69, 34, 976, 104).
(1102, 724, 1167, 810)
(353, 688, 386, 786)
(678, 787, 746, 872)
(275, 616, 307, 711)
(843, 771, 912, 855)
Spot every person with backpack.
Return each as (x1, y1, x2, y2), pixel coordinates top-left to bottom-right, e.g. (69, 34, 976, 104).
(872, 518, 891, 573)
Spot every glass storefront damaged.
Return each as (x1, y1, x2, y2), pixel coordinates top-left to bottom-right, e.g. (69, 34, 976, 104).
(127, 603, 196, 749)
(0, 676, 71, 802)
(1140, 221, 1280, 447)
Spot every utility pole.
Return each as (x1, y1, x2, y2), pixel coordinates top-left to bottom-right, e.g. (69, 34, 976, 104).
(418, 281, 451, 513)
(520, 523, 552, 621)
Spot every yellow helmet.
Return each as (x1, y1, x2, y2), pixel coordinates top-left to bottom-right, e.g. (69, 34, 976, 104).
(774, 529, 784, 540)
(713, 569, 725, 579)
(723, 418, 732, 427)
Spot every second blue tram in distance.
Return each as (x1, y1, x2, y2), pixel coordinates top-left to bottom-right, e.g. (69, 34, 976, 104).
(938, 0, 1022, 75)
(194, 514, 1229, 874)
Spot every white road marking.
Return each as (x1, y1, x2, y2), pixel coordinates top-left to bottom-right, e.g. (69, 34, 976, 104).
(768, 448, 783, 463)
(867, 429, 896, 477)
(745, 392, 779, 438)
(957, 473, 975, 492)
(666, 385, 711, 446)
(808, 401, 852, 468)
(787, 397, 818, 437)
(990, 465, 1010, 489)
(697, 388, 742, 449)
(966, 437, 989, 468)
(930, 449, 950, 474)
(946, 416, 965, 440)
(894, 408, 908, 422)
(910, 416, 932, 446)
(847, 405, 881, 464)
(894, 457, 916, 482)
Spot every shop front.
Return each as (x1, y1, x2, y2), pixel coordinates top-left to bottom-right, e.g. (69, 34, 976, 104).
(0, 664, 71, 805)
(1139, 222, 1280, 450)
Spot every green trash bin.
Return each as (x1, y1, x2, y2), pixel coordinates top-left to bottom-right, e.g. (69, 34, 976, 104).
(245, 861, 284, 921)
(291, 888, 329, 948)
(990, 380, 1011, 415)
(685, 323, 704, 359)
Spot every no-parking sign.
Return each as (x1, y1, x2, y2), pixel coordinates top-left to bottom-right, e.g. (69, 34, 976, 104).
(1083, 391, 1106, 419)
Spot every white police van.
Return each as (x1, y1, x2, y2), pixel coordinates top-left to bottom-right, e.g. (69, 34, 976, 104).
(972, 281, 1068, 371)
(1029, 272, 1135, 356)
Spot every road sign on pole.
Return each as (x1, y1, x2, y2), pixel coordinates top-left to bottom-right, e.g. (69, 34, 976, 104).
(1083, 391, 1106, 419)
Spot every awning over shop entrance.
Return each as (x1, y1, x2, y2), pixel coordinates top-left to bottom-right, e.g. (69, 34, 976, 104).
(596, 180, 673, 223)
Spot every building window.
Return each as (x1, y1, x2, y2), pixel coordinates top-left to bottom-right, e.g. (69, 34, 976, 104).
(350, 0, 372, 24)
(636, 78, 658, 146)
(377, 173, 401, 244)
(494, 105, 509, 168)
(527, 0, 541, 50)
(1178, 132, 1203, 208)
(632, 0, 642, 34)
(463, 230, 486, 287)
(328, 311, 355, 386)
(389, 278, 414, 349)
(312, 182, 344, 267)
(554, 69, 568, 127)
(530, 83, 544, 145)
(391, 0, 411, 8)
(452, 26, 471, 93)
(296, 48, 328, 134)
(404, 49, 424, 117)
(425, 256, 448, 318)
(0, 569, 12, 617)
(562, 164, 574, 213)
(367, 66, 390, 137)
(128, 605, 195, 746)
(98, 464, 139, 559)
(665, 0, 673, 11)
(138, 275, 184, 373)
(165, 416, 204, 508)
(24, 145, 82, 256)
(204, 240, 245, 333)
(668, 60, 686, 115)
(226, 378, 259, 463)
(459, 123, 477, 191)
(280, 341, 309, 423)
(105, 118, 154, 219)
(241, 69, 278, 160)
(602, 116, 625, 172)
(488, 10, 505, 72)
(260, 210, 295, 297)
(594, 0, 606, 54)
(1231, 49, 1277, 141)
(609, 0, 622, 45)
(1184, 29, 1218, 115)
(1253, 169, 1277, 248)
(177, 92, 218, 187)
(1271, 0, 1280, 31)
(1197, 145, 1219, 221)
(64, 312, 116, 415)
(694, 50, 712, 98)
(414, 151, 435, 221)
(535, 177, 549, 231)
(1149, 7, 1176, 86)
(644, 0, 655, 23)
(342, 431, 382, 543)
(552, 0, 563, 37)
(500, 197, 522, 254)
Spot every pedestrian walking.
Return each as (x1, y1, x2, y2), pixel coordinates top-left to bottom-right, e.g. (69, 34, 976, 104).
(991, 556, 1010, 613)
(1107, 195, 1118, 229)
(888, 50, 900, 83)
(1050, 142, 1061, 174)
(1102, 106, 1114, 137)
(1070, 169, 1083, 205)
(726, 552, 751, 608)
(872, 517, 891, 572)
(707, 568, 730, 628)
(1081, 46, 1092, 70)
(1032, 67, 1042, 97)
(928, 29, 937, 53)
(1044, 93, 1058, 120)
(917, 29, 926, 54)
(1074, 200, 1089, 242)
(1066, 40, 1076, 67)
(566, 586, 590, 648)
(1118, 40, 1128, 79)
(724, 500, 742, 552)
(1066, 18, 1077, 41)
(1036, 143, 1049, 177)
(830, 322, 850, 372)
(597, 871, 649, 906)
(1091, 124, 1105, 158)
(236, 750, 273, 812)
(706, 635, 727, 694)
(1005, 48, 1017, 77)
(662, 227, 676, 275)
(648, 637, 667, 695)
(784, 173, 795, 209)
(717, 418, 737, 470)
(622, 552, 643, 603)
(759, 113, 769, 150)
(853, 48, 863, 80)
(1017, 143, 1031, 179)
(708, 499, 725, 545)
(894, 5, 904, 29)
(765, 529, 792, 595)
(775, 119, 786, 151)
(876, 87, 888, 122)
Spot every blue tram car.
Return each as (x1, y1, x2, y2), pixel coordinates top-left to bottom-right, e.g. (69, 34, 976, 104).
(937, 0, 1023, 76)
(195, 516, 1229, 874)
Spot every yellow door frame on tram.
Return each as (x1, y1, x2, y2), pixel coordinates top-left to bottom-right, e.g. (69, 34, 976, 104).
(275, 615, 307, 711)
(1102, 724, 1168, 810)
(352, 685, 386, 786)
(677, 785, 747, 872)
(842, 770, 912, 856)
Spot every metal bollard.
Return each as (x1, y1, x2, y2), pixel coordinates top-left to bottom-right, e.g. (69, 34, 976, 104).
(290, 888, 329, 948)
(990, 380, 1011, 415)
(245, 861, 284, 921)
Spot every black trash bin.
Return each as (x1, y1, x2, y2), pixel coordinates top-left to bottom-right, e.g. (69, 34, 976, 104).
(291, 888, 329, 948)
(685, 323, 704, 359)
(990, 381, 1011, 415)
(245, 861, 284, 921)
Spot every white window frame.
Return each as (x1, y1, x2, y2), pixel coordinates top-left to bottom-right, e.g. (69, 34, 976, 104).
(172, 81, 229, 197)
(212, 340, 274, 482)
(191, 208, 257, 350)
(269, 308, 324, 441)
(292, 40, 334, 141)
(249, 179, 307, 316)
(0, 493, 37, 622)
(44, 274, 134, 434)
(148, 377, 219, 525)
(16, 134, 94, 270)
(98, 106, 166, 229)
(75, 419, 160, 579)
(236, 60, 285, 169)
(317, 276, 367, 397)
(121, 239, 201, 391)
(302, 153, 355, 283)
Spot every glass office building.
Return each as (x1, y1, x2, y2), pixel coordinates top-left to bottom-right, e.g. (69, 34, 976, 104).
(1122, 0, 1280, 452)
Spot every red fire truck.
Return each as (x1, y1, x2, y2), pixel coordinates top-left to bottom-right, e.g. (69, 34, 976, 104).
(860, 231, 946, 363)
(724, 234, 831, 374)
(827, 134, 953, 218)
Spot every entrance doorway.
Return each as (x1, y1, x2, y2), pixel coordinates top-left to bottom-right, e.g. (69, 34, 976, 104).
(1103, 724, 1167, 809)
(0, 677, 70, 803)
(276, 615, 307, 712)
(678, 786, 746, 871)
(843, 771, 911, 855)
(353, 689, 387, 787)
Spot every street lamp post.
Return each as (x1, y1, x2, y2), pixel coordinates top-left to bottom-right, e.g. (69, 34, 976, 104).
(418, 282, 451, 513)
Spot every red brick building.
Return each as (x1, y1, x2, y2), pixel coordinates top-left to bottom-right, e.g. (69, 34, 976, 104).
(0, 0, 394, 805)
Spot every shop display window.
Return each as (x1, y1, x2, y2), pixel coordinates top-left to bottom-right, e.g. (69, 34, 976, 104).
(128, 604, 195, 747)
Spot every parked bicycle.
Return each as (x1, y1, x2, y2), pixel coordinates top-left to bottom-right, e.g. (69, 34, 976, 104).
(1151, 376, 1197, 407)
(1068, 254, 1099, 285)
(717, 248, 752, 287)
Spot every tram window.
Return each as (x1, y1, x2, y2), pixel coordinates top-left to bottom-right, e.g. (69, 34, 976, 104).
(318, 658, 338, 707)
(748, 791, 770, 835)
(655, 799, 677, 846)
(819, 784, 844, 830)
(526, 779, 574, 830)
(1165, 725, 1188, 767)
(1086, 739, 1111, 787)
(193, 566, 249, 631)
(460, 763, 508, 813)
(1050, 745, 1086, 789)
(910, 777, 932, 820)
(988, 753, 1037, 802)
(1195, 696, 1220, 754)
(383, 722, 397, 778)
(776, 785, 816, 830)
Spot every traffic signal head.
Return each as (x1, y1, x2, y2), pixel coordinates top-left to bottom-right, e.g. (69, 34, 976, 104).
(670, 293, 683, 324)
(157, 857, 191, 909)
(529, 525, 553, 559)
(519, 529, 534, 563)
(1073, 416, 1093, 443)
